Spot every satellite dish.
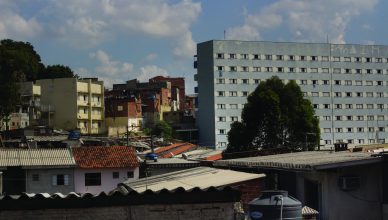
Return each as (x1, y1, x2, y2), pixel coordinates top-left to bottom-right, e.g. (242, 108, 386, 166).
(182, 153, 188, 159)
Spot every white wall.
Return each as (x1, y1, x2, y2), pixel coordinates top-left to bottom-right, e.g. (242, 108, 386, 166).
(74, 167, 139, 194)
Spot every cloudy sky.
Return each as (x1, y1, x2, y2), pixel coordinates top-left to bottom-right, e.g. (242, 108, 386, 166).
(1, 0, 387, 92)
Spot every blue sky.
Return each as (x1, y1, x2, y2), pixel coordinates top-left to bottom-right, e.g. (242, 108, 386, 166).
(1, 0, 387, 92)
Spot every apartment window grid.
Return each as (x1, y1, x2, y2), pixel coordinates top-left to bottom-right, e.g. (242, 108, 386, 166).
(209, 47, 388, 148)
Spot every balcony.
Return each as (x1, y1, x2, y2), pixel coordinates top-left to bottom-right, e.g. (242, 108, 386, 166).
(77, 100, 89, 106)
(78, 113, 89, 120)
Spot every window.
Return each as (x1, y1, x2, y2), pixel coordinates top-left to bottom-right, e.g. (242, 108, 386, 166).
(265, 67, 273, 72)
(216, 78, 225, 84)
(127, 171, 134, 178)
(311, 56, 318, 61)
(217, 66, 224, 71)
(219, 129, 226, 135)
(355, 57, 361, 62)
(117, 105, 123, 111)
(217, 104, 225, 109)
(288, 55, 295, 61)
(322, 68, 329, 73)
(229, 53, 236, 59)
(324, 104, 330, 109)
(377, 104, 384, 110)
(32, 174, 39, 181)
(254, 79, 260, 84)
(323, 92, 330, 97)
(230, 116, 238, 122)
(325, 140, 332, 145)
(241, 66, 249, 72)
(333, 68, 341, 74)
(312, 80, 318, 85)
(366, 69, 372, 74)
(378, 115, 385, 120)
(357, 127, 364, 132)
(218, 117, 226, 122)
(242, 79, 249, 84)
(311, 68, 318, 73)
(366, 92, 373, 97)
(377, 92, 383, 97)
(265, 54, 272, 60)
(346, 92, 352, 97)
(324, 128, 331, 133)
(345, 69, 351, 74)
(345, 104, 353, 109)
(333, 57, 340, 62)
(229, 66, 237, 72)
(336, 116, 342, 121)
(312, 92, 319, 97)
(313, 104, 319, 109)
(366, 57, 371, 62)
(289, 67, 295, 73)
(242, 91, 249, 97)
(346, 116, 353, 121)
(355, 80, 362, 86)
(52, 174, 69, 186)
(113, 172, 119, 179)
(241, 54, 249, 60)
(85, 173, 101, 186)
(344, 57, 351, 62)
(377, 81, 383, 86)
(217, 91, 225, 97)
(229, 91, 237, 97)
(345, 80, 352, 86)
(276, 55, 284, 60)
(356, 104, 363, 109)
(277, 67, 284, 72)
(356, 69, 362, 74)
(229, 79, 237, 84)
(379, 127, 385, 132)
(335, 104, 342, 109)
(300, 68, 307, 73)
(367, 115, 374, 121)
(356, 92, 363, 97)
(229, 104, 238, 109)
(322, 80, 329, 85)
(216, 53, 224, 59)
(335, 80, 341, 85)
(376, 58, 382, 63)
(253, 67, 260, 72)
(253, 54, 260, 60)
(336, 128, 343, 133)
(300, 80, 307, 85)
(323, 116, 331, 121)
(300, 56, 306, 61)
(377, 69, 382, 74)
(358, 139, 365, 144)
(368, 127, 375, 132)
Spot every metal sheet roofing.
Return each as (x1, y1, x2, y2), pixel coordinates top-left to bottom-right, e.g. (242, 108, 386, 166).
(214, 151, 383, 171)
(119, 167, 265, 193)
(0, 148, 76, 167)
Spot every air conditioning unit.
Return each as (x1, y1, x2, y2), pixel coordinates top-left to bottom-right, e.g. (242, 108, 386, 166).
(338, 176, 360, 191)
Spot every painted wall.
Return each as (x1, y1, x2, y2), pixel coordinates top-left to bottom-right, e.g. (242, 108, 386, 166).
(74, 167, 139, 194)
(26, 168, 75, 194)
(295, 163, 382, 220)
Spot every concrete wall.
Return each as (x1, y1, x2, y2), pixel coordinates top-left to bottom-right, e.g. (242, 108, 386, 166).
(295, 163, 382, 220)
(26, 168, 75, 194)
(0, 203, 237, 220)
(74, 167, 139, 194)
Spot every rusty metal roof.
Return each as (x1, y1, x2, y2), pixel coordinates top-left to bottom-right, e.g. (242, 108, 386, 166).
(0, 148, 76, 168)
(214, 151, 383, 171)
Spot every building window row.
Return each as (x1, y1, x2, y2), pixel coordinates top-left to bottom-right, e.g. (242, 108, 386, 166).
(217, 103, 246, 109)
(216, 91, 250, 97)
(217, 116, 239, 122)
(215, 53, 388, 63)
(216, 66, 388, 75)
(323, 139, 385, 145)
(322, 127, 385, 133)
(313, 103, 387, 109)
(306, 91, 386, 98)
(321, 115, 386, 121)
(216, 78, 262, 85)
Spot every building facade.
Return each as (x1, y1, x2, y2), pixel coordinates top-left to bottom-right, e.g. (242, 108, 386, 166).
(196, 40, 388, 148)
(36, 78, 105, 134)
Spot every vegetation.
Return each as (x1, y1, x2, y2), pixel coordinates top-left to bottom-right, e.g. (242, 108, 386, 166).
(152, 121, 173, 140)
(0, 39, 75, 130)
(225, 76, 320, 154)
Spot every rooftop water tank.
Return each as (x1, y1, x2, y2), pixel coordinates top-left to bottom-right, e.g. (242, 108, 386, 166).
(248, 190, 302, 220)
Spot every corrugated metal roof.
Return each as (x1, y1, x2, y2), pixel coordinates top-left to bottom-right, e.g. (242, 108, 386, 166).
(302, 206, 319, 215)
(120, 167, 265, 193)
(214, 151, 383, 171)
(0, 148, 76, 167)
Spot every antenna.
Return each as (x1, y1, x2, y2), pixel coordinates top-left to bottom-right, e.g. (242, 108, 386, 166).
(326, 34, 329, 44)
(224, 30, 226, 40)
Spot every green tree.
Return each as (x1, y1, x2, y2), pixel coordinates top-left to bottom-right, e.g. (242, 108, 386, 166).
(152, 121, 173, 140)
(226, 76, 320, 153)
(40, 64, 75, 79)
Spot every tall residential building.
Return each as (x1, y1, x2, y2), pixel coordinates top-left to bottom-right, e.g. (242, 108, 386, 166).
(36, 78, 105, 134)
(195, 40, 388, 148)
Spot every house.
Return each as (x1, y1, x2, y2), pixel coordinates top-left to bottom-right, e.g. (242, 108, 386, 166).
(0, 148, 76, 194)
(140, 158, 200, 177)
(215, 150, 387, 220)
(72, 146, 139, 194)
(36, 77, 105, 134)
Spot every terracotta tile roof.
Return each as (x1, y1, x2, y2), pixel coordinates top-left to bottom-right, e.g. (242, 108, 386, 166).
(154, 143, 183, 154)
(204, 153, 222, 161)
(158, 143, 197, 158)
(73, 146, 139, 169)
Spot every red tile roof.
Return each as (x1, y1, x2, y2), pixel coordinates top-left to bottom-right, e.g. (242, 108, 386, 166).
(204, 153, 222, 161)
(159, 143, 197, 158)
(73, 146, 139, 169)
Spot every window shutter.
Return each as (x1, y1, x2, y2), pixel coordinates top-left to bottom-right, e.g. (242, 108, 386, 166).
(52, 175, 57, 186)
(64, 175, 69, 186)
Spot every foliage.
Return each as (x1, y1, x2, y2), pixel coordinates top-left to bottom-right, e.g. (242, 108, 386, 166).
(226, 76, 320, 154)
(40, 64, 75, 79)
(152, 121, 173, 140)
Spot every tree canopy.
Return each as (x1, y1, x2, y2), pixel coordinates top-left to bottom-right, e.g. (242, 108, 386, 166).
(0, 39, 75, 129)
(226, 76, 320, 154)
(152, 121, 173, 140)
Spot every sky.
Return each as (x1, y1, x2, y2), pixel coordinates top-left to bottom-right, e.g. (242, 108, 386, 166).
(1, 0, 387, 93)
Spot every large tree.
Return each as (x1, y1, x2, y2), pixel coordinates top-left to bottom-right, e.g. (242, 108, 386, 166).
(226, 76, 320, 153)
(40, 64, 75, 79)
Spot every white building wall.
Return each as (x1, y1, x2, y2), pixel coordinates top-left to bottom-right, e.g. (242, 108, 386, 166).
(196, 40, 388, 148)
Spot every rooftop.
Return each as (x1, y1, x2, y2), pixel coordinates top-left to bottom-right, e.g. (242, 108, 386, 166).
(119, 167, 265, 193)
(214, 151, 383, 171)
(73, 146, 139, 169)
(0, 148, 75, 168)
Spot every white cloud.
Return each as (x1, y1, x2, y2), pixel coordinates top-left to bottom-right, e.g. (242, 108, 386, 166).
(146, 53, 158, 61)
(227, 0, 378, 43)
(40, 0, 201, 57)
(78, 50, 169, 88)
(0, 1, 42, 39)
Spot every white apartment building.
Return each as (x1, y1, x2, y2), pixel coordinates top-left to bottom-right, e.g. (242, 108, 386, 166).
(195, 40, 388, 148)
